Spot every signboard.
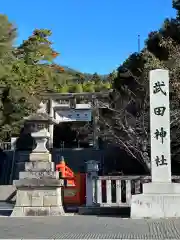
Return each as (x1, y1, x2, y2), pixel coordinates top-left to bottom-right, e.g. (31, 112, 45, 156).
(55, 109, 92, 122)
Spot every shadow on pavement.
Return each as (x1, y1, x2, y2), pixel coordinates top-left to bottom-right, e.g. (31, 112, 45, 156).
(94, 207, 130, 218)
(0, 201, 14, 217)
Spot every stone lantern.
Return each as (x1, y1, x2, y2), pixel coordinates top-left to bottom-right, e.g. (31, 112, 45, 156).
(11, 112, 65, 217)
(24, 112, 55, 156)
(86, 160, 99, 207)
(86, 160, 99, 173)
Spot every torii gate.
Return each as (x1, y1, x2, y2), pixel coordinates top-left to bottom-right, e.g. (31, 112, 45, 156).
(40, 91, 111, 149)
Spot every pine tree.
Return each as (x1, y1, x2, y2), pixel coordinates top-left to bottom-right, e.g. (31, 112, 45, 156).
(91, 72, 102, 84)
(173, 0, 180, 19)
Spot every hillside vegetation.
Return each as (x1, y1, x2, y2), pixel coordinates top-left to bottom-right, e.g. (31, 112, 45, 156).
(0, 15, 113, 140)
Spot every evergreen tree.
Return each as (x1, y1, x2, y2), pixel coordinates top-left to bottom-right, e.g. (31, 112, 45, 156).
(91, 72, 102, 84)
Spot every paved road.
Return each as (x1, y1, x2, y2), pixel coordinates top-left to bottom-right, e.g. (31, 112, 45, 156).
(0, 216, 180, 239)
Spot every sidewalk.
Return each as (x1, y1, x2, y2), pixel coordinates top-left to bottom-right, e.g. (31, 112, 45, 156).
(0, 215, 180, 239)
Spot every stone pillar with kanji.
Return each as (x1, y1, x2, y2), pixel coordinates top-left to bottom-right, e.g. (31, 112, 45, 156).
(131, 69, 180, 218)
(11, 112, 65, 217)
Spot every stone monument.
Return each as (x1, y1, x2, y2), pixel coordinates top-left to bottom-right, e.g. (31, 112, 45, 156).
(11, 110, 65, 216)
(131, 69, 180, 218)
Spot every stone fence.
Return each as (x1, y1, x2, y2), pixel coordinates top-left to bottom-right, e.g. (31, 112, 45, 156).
(90, 175, 180, 207)
(0, 142, 11, 150)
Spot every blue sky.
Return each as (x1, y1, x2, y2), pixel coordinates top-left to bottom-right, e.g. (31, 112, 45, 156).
(1, 0, 176, 74)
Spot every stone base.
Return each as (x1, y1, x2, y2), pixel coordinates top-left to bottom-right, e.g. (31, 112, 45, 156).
(131, 193, 180, 218)
(19, 171, 59, 180)
(29, 152, 51, 162)
(13, 178, 64, 187)
(11, 187, 65, 217)
(143, 182, 180, 194)
(11, 206, 65, 216)
(25, 162, 54, 172)
(131, 182, 180, 219)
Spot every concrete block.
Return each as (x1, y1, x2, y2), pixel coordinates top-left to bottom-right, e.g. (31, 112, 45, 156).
(29, 152, 51, 162)
(25, 162, 54, 172)
(16, 190, 32, 207)
(19, 171, 59, 180)
(24, 207, 50, 216)
(42, 189, 58, 196)
(28, 190, 44, 207)
(31, 196, 44, 207)
(131, 193, 180, 218)
(11, 187, 66, 217)
(49, 206, 66, 216)
(19, 206, 66, 216)
(31, 190, 43, 197)
(43, 195, 59, 206)
(13, 178, 64, 187)
(15, 189, 60, 205)
(143, 182, 180, 194)
(11, 206, 24, 216)
(43, 188, 63, 206)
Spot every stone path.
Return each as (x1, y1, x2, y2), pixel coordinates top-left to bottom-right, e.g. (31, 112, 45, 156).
(0, 216, 180, 239)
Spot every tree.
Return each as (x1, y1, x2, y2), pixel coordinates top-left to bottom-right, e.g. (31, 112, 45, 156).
(57, 85, 69, 93)
(69, 83, 83, 93)
(0, 18, 62, 140)
(83, 82, 95, 92)
(91, 72, 102, 84)
(100, 5, 180, 173)
(0, 13, 113, 141)
(0, 15, 16, 58)
(106, 70, 117, 84)
(75, 73, 85, 84)
(15, 29, 59, 64)
(173, 0, 180, 8)
(0, 15, 26, 140)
